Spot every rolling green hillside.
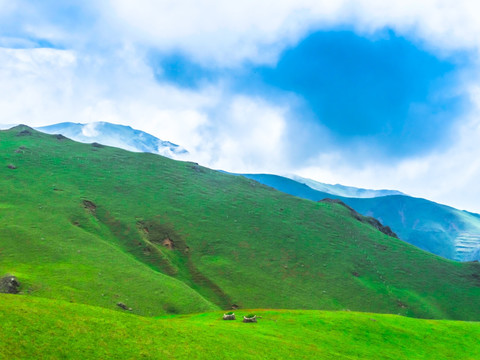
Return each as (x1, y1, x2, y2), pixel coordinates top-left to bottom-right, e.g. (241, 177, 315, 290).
(1, 294, 479, 360)
(1, 126, 480, 320)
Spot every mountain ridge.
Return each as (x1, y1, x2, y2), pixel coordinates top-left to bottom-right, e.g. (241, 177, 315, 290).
(242, 173, 480, 261)
(37, 121, 188, 159)
(290, 174, 405, 198)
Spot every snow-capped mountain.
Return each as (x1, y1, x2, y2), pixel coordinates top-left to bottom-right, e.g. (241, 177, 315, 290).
(37, 122, 188, 159)
(290, 175, 405, 198)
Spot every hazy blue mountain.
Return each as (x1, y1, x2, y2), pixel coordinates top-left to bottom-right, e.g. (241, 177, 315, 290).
(290, 175, 405, 198)
(243, 174, 480, 261)
(37, 122, 188, 159)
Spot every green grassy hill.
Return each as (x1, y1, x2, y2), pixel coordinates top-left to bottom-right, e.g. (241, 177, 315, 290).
(1, 294, 479, 360)
(243, 173, 480, 261)
(1, 126, 480, 320)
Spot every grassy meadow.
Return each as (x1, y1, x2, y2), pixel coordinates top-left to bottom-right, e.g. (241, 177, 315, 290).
(1, 294, 479, 359)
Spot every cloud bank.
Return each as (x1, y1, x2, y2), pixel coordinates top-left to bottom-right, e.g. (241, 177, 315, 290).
(1, 1, 480, 212)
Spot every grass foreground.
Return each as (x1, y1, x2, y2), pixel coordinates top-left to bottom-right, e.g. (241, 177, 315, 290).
(1, 294, 479, 359)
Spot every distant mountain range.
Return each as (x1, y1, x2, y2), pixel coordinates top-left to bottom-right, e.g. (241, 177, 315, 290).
(32, 121, 480, 261)
(242, 174, 480, 262)
(290, 175, 405, 198)
(37, 122, 188, 159)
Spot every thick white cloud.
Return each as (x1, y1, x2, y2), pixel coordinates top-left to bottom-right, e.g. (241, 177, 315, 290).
(3, 0, 480, 212)
(99, 0, 346, 66)
(94, 0, 480, 66)
(296, 85, 480, 212)
(5, 1, 480, 62)
(0, 48, 77, 124)
(349, 0, 480, 56)
(195, 96, 288, 173)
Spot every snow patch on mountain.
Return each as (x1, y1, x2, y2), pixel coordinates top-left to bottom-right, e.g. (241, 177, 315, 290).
(36, 122, 189, 159)
(290, 175, 405, 198)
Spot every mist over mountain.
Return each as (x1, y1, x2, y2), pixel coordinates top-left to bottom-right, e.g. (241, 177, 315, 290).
(290, 175, 405, 198)
(37, 122, 188, 159)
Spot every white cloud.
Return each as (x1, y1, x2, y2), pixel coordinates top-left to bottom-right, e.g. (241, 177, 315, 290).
(193, 96, 288, 173)
(91, 0, 480, 67)
(3, 1, 480, 212)
(98, 0, 347, 66)
(0, 48, 77, 125)
(0, 46, 214, 143)
(349, 0, 480, 56)
(81, 122, 99, 137)
(296, 85, 480, 212)
(5, 1, 480, 63)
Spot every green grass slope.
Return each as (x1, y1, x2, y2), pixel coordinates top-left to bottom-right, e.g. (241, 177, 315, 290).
(1, 126, 480, 320)
(243, 173, 480, 261)
(1, 294, 479, 360)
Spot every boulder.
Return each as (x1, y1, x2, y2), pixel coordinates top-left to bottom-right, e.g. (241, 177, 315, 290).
(243, 315, 257, 323)
(116, 302, 132, 311)
(223, 313, 236, 320)
(0, 275, 20, 294)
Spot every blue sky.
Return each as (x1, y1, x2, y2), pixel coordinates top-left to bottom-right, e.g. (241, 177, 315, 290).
(156, 29, 467, 162)
(1, 1, 480, 212)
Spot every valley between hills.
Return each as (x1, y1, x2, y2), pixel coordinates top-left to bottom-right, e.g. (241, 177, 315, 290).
(1, 125, 480, 359)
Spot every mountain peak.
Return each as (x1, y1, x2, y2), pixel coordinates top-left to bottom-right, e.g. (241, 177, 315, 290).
(36, 121, 189, 159)
(291, 175, 405, 198)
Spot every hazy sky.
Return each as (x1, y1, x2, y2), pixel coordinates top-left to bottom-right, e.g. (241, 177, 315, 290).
(1, 1, 480, 212)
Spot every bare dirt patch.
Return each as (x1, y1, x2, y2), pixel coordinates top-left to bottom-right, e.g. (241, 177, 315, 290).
(82, 200, 97, 213)
(162, 238, 174, 249)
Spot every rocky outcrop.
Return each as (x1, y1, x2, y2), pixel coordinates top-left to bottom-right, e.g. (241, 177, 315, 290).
(0, 275, 20, 294)
(364, 216, 398, 239)
(320, 198, 398, 239)
(116, 302, 132, 311)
